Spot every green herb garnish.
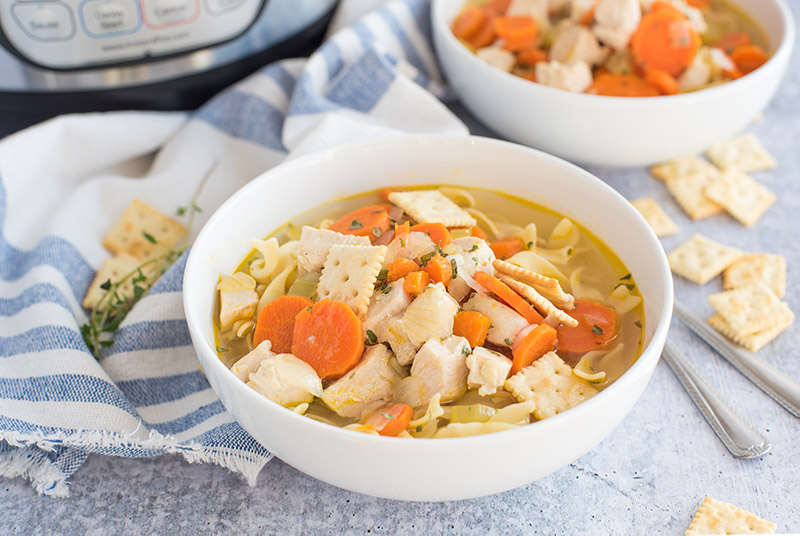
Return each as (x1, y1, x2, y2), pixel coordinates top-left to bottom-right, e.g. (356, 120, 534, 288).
(620, 273, 632, 280)
(382, 285, 393, 295)
(462, 346, 471, 356)
(216, 346, 228, 353)
(469, 245, 479, 252)
(634, 320, 642, 328)
(372, 226, 382, 238)
(380, 412, 395, 420)
(592, 325, 604, 336)
(450, 258, 458, 279)
(142, 231, 157, 244)
(504, 338, 513, 346)
(366, 329, 378, 343)
(349, 219, 362, 229)
(376, 269, 388, 282)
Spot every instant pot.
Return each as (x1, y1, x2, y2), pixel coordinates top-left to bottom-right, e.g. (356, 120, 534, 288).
(0, 0, 337, 134)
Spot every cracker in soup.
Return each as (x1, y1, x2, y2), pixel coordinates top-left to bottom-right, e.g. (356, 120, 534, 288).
(317, 244, 388, 317)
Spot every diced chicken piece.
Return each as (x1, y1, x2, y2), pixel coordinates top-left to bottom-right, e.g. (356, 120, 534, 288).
(410, 335, 471, 405)
(373, 316, 417, 366)
(297, 226, 370, 276)
(463, 293, 529, 347)
(466, 347, 513, 396)
(476, 46, 516, 72)
(535, 61, 594, 93)
(592, 0, 641, 50)
(373, 283, 459, 365)
(678, 48, 712, 92)
(320, 345, 402, 418)
(383, 231, 435, 268)
(364, 278, 412, 334)
(247, 353, 323, 408)
(449, 237, 496, 302)
(219, 288, 258, 329)
(231, 340, 274, 381)
(549, 24, 607, 66)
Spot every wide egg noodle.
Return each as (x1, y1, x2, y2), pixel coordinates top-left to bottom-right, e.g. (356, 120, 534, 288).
(546, 218, 581, 250)
(432, 421, 519, 438)
(573, 344, 626, 384)
(488, 400, 536, 425)
(568, 266, 605, 302)
(408, 394, 444, 438)
(465, 207, 502, 239)
(506, 250, 570, 288)
(248, 237, 280, 283)
(513, 223, 538, 251)
(608, 283, 642, 314)
(256, 262, 297, 313)
(438, 186, 476, 208)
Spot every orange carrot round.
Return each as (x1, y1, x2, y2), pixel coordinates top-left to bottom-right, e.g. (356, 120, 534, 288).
(453, 310, 492, 348)
(588, 73, 660, 97)
(510, 323, 557, 376)
(410, 222, 452, 246)
(630, 9, 700, 77)
(555, 299, 617, 356)
(494, 15, 538, 51)
(387, 257, 420, 283)
(484, 0, 511, 15)
(714, 32, 750, 54)
(644, 69, 680, 96)
(489, 236, 525, 260)
(291, 299, 364, 380)
(403, 270, 430, 298)
(473, 271, 543, 324)
(252, 295, 313, 353)
(423, 255, 453, 286)
(452, 6, 486, 41)
(730, 44, 768, 75)
(516, 46, 548, 67)
(471, 226, 487, 240)
(466, 11, 496, 49)
(363, 403, 413, 437)
(328, 205, 391, 243)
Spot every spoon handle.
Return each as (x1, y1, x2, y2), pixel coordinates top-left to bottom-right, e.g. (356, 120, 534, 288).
(662, 339, 771, 458)
(674, 301, 800, 418)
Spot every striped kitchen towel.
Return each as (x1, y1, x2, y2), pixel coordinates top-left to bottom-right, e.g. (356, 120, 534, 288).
(0, 0, 467, 497)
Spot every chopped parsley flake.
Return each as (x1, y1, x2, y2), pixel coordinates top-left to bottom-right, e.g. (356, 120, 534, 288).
(216, 346, 228, 353)
(527, 241, 534, 249)
(349, 219, 362, 229)
(472, 256, 479, 265)
(366, 329, 377, 343)
(372, 226, 382, 238)
(461, 346, 471, 356)
(504, 338, 513, 346)
(99, 279, 112, 291)
(382, 285, 393, 295)
(380, 412, 395, 420)
(469, 245, 479, 252)
(567, 248, 573, 255)
(620, 273, 632, 281)
(634, 320, 642, 329)
(376, 269, 388, 281)
(451, 258, 458, 278)
(592, 324, 604, 336)
(142, 231, 157, 244)
(400, 238, 406, 248)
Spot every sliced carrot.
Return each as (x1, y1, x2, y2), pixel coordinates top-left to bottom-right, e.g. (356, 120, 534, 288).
(453, 310, 492, 348)
(630, 9, 700, 77)
(730, 44, 768, 75)
(484, 0, 511, 15)
(555, 299, 617, 356)
(714, 32, 751, 54)
(465, 11, 496, 49)
(712, 47, 742, 79)
(403, 270, 430, 298)
(328, 205, 391, 244)
(471, 225, 487, 240)
(516, 46, 548, 67)
(291, 299, 364, 380)
(362, 403, 413, 437)
(394, 221, 410, 242)
(579, 5, 596, 26)
(423, 255, 453, 286)
(473, 271, 543, 324)
(644, 69, 680, 95)
(489, 236, 525, 260)
(387, 257, 420, 283)
(494, 15, 537, 43)
(509, 323, 557, 376)
(685, 0, 711, 9)
(410, 222, 451, 246)
(452, 6, 486, 41)
(252, 296, 313, 353)
(588, 73, 660, 97)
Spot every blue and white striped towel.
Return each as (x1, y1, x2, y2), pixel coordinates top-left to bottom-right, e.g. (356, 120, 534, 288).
(0, 0, 467, 497)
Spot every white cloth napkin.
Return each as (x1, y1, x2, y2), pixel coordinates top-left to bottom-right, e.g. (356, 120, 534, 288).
(0, 0, 467, 496)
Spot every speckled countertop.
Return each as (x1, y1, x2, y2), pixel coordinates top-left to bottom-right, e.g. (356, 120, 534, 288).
(4, 6, 800, 534)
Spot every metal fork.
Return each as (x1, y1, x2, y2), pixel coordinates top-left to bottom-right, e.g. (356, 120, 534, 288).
(674, 301, 800, 418)
(662, 339, 772, 458)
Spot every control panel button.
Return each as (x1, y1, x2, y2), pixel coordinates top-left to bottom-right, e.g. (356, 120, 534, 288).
(81, 0, 139, 36)
(204, 0, 243, 15)
(141, 0, 197, 27)
(11, 2, 75, 41)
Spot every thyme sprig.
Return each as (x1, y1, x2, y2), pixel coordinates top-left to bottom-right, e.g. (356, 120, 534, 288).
(81, 164, 212, 358)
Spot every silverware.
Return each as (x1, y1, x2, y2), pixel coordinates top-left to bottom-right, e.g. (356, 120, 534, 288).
(662, 339, 772, 458)
(674, 301, 800, 418)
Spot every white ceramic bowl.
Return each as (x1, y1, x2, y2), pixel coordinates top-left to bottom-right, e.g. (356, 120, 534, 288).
(183, 136, 673, 501)
(432, 0, 794, 168)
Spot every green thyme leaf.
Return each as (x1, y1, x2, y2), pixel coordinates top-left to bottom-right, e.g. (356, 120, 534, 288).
(372, 226, 382, 238)
(176, 207, 187, 216)
(504, 338, 513, 346)
(620, 273, 632, 280)
(382, 285, 393, 295)
(450, 258, 458, 279)
(380, 412, 395, 420)
(376, 269, 388, 282)
(366, 329, 378, 343)
(349, 219, 362, 229)
(216, 346, 229, 353)
(142, 231, 157, 244)
(592, 325, 604, 336)
(99, 279, 112, 291)
(634, 320, 642, 328)
(469, 245, 479, 252)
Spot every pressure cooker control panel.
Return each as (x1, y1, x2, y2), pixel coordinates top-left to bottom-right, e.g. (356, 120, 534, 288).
(0, 0, 263, 68)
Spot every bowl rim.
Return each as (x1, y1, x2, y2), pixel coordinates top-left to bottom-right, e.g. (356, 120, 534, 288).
(431, 0, 795, 106)
(183, 134, 674, 448)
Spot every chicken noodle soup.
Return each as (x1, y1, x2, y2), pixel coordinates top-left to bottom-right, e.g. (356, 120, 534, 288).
(214, 186, 644, 438)
(452, 0, 769, 96)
